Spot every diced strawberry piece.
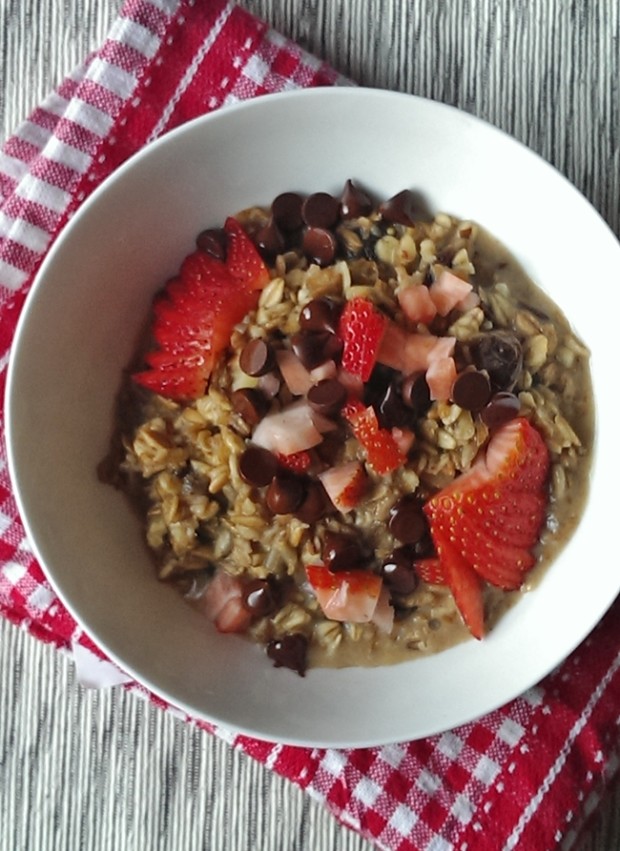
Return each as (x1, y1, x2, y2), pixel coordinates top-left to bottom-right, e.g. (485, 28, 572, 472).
(377, 322, 440, 374)
(371, 586, 395, 634)
(424, 418, 550, 633)
(398, 284, 438, 325)
(425, 355, 457, 401)
(252, 400, 323, 455)
(199, 571, 252, 633)
(276, 450, 313, 473)
(429, 269, 473, 316)
(306, 564, 383, 624)
(438, 538, 485, 639)
(343, 401, 406, 474)
(337, 297, 388, 381)
(318, 460, 367, 512)
(275, 348, 314, 396)
(391, 426, 416, 456)
(224, 217, 271, 290)
(414, 557, 446, 585)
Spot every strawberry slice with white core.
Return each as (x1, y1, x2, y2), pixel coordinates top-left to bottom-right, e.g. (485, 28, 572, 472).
(251, 400, 323, 455)
(424, 417, 550, 634)
(306, 564, 384, 624)
(318, 460, 367, 512)
(429, 269, 473, 316)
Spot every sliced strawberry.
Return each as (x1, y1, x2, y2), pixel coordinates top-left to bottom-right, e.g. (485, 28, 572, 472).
(414, 557, 446, 585)
(424, 418, 550, 628)
(199, 571, 252, 633)
(276, 449, 313, 474)
(224, 217, 270, 290)
(133, 221, 269, 401)
(337, 297, 388, 381)
(318, 460, 367, 512)
(429, 269, 473, 316)
(343, 399, 406, 474)
(437, 538, 485, 639)
(306, 564, 383, 624)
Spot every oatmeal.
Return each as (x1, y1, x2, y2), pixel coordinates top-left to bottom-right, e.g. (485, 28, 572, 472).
(101, 181, 593, 675)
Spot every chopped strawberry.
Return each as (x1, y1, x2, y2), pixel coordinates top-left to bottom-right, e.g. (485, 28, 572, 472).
(424, 418, 550, 631)
(343, 399, 406, 474)
(391, 426, 416, 456)
(318, 460, 367, 512)
(425, 353, 457, 401)
(252, 400, 323, 455)
(337, 297, 388, 381)
(429, 269, 473, 316)
(275, 348, 314, 396)
(133, 221, 269, 401)
(398, 284, 438, 325)
(438, 539, 485, 639)
(306, 564, 384, 624)
(276, 449, 313, 473)
(378, 323, 440, 374)
(199, 571, 252, 633)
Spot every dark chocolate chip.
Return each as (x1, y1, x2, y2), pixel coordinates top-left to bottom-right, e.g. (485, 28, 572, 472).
(340, 179, 373, 219)
(231, 388, 269, 425)
(451, 367, 491, 411)
(307, 379, 347, 417)
(471, 331, 523, 392)
(291, 331, 333, 370)
(380, 547, 419, 595)
(267, 633, 308, 676)
(401, 372, 431, 414)
(196, 227, 227, 260)
(377, 382, 414, 429)
(299, 297, 341, 334)
(379, 189, 418, 226)
(301, 192, 340, 229)
(255, 218, 286, 257)
(302, 227, 337, 266)
(242, 578, 278, 617)
(271, 192, 304, 231)
(266, 474, 305, 514)
(388, 494, 428, 544)
(480, 391, 521, 429)
(239, 338, 275, 377)
(321, 531, 366, 572)
(238, 445, 278, 487)
(295, 480, 329, 524)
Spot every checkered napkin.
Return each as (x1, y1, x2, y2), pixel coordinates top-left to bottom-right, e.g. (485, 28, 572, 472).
(1, 1, 619, 848)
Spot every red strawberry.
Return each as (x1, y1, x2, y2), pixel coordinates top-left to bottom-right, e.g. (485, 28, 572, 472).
(134, 221, 269, 401)
(276, 450, 313, 474)
(414, 557, 446, 585)
(424, 417, 550, 633)
(318, 460, 367, 512)
(337, 297, 387, 381)
(438, 539, 485, 639)
(343, 399, 406, 474)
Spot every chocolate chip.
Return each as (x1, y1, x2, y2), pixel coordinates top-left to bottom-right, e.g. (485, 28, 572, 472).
(238, 445, 278, 487)
(239, 338, 275, 377)
(377, 381, 414, 429)
(271, 192, 304, 231)
(301, 192, 340, 229)
(267, 633, 308, 676)
(480, 391, 521, 429)
(231, 388, 269, 425)
(242, 578, 278, 617)
(471, 331, 523, 392)
(321, 531, 366, 572)
(388, 494, 428, 544)
(451, 367, 491, 411)
(401, 372, 431, 414)
(379, 189, 418, 226)
(266, 474, 305, 514)
(299, 297, 341, 334)
(380, 547, 419, 595)
(307, 379, 347, 417)
(340, 179, 373, 219)
(291, 331, 334, 370)
(302, 227, 338, 266)
(255, 218, 286, 257)
(295, 480, 329, 524)
(196, 227, 227, 260)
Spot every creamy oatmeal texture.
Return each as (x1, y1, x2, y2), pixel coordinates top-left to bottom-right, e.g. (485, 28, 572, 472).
(102, 182, 593, 675)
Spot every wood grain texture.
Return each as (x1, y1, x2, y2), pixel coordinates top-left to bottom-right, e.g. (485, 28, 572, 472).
(1, 0, 618, 849)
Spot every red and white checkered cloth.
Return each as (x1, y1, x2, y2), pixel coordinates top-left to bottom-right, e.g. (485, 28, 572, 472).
(1, 2, 619, 848)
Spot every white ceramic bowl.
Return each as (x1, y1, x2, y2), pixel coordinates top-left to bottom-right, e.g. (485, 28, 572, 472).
(6, 88, 620, 747)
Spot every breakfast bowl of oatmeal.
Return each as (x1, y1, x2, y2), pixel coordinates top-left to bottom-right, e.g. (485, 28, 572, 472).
(5, 88, 618, 747)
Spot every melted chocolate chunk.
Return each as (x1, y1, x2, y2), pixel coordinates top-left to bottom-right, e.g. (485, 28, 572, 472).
(388, 494, 428, 544)
(266, 633, 308, 676)
(471, 331, 523, 392)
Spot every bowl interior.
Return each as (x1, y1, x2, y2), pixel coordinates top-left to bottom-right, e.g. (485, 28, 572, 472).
(6, 88, 619, 747)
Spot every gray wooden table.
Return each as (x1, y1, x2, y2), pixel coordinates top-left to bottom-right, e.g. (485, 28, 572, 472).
(1, 1, 619, 849)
